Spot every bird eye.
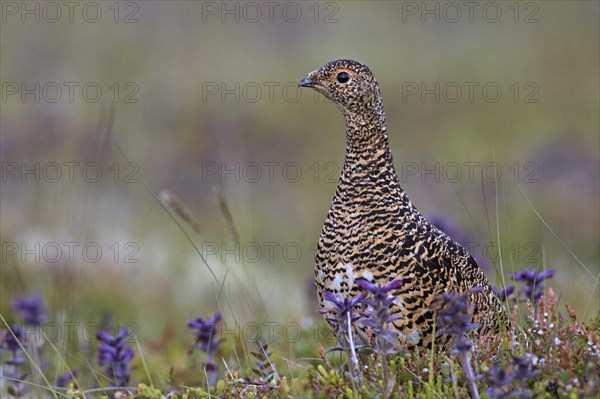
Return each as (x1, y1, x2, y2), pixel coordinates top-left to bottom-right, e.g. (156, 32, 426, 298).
(336, 72, 350, 84)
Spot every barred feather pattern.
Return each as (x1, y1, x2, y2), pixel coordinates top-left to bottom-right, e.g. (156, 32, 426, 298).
(300, 59, 508, 347)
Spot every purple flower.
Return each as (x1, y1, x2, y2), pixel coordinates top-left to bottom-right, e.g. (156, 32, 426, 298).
(485, 355, 537, 398)
(508, 269, 556, 304)
(486, 367, 515, 398)
(492, 286, 516, 303)
(511, 355, 537, 381)
(356, 279, 403, 298)
(96, 328, 134, 387)
(319, 291, 365, 379)
(187, 312, 223, 387)
(11, 293, 46, 326)
(436, 291, 481, 399)
(356, 279, 403, 353)
(320, 291, 365, 326)
(321, 291, 365, 326)
(187, 312, 223, 355)
(1, 325, 28, 397)
(437, 292, 479, 349)
(1, 325, 26, 353)
(56, 370, 78, 388)
(323, 291, 365, 309)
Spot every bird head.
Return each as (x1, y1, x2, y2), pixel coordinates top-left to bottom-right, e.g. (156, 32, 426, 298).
(298, 59, 381, 115)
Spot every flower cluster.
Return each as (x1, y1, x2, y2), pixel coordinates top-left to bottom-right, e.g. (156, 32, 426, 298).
(11, 293, 46, 327)
(485, 355, 538, 398)
(356, 279, 403, 354)
(187, 312, 223, 387)
(56, 370, 78, 388)
(188, 312, 223, 355)
(509, 269, 556, 304)
(318, 279, 403, 385)
(1, 293, 48, 398)
(493, 269, 556, 320)
(0, 325, 27, 398)
(436, 291, 481, 399)
(492, 285, 516, 303)
(493, 268, 557, 324)
(437, 291, 480, 354)
(319, 291, 365, 349)
(96, 328, 135, 387)
(318, 291, 365, 379)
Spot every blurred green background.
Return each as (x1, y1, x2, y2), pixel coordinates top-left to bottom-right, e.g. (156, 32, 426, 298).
(1, 0, 598, 382)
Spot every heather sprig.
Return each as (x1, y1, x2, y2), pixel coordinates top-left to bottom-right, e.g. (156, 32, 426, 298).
(11, 293, 46, 327)
(187, 312, 223, 387)
(437, 291, 481, 399)
(96, 327, 134, 387)
(319, 291, 364, 380)
(0, 325, 28, 398)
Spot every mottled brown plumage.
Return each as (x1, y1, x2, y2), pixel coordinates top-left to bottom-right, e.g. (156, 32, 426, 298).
(299, 59, 507, 347)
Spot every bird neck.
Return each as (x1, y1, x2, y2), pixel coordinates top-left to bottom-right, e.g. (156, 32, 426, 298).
(341, 101, 393, 173)
(336, 98, 413, 210)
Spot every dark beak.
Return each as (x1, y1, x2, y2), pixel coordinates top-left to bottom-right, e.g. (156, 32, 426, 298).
(298, 76, 317, 88)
